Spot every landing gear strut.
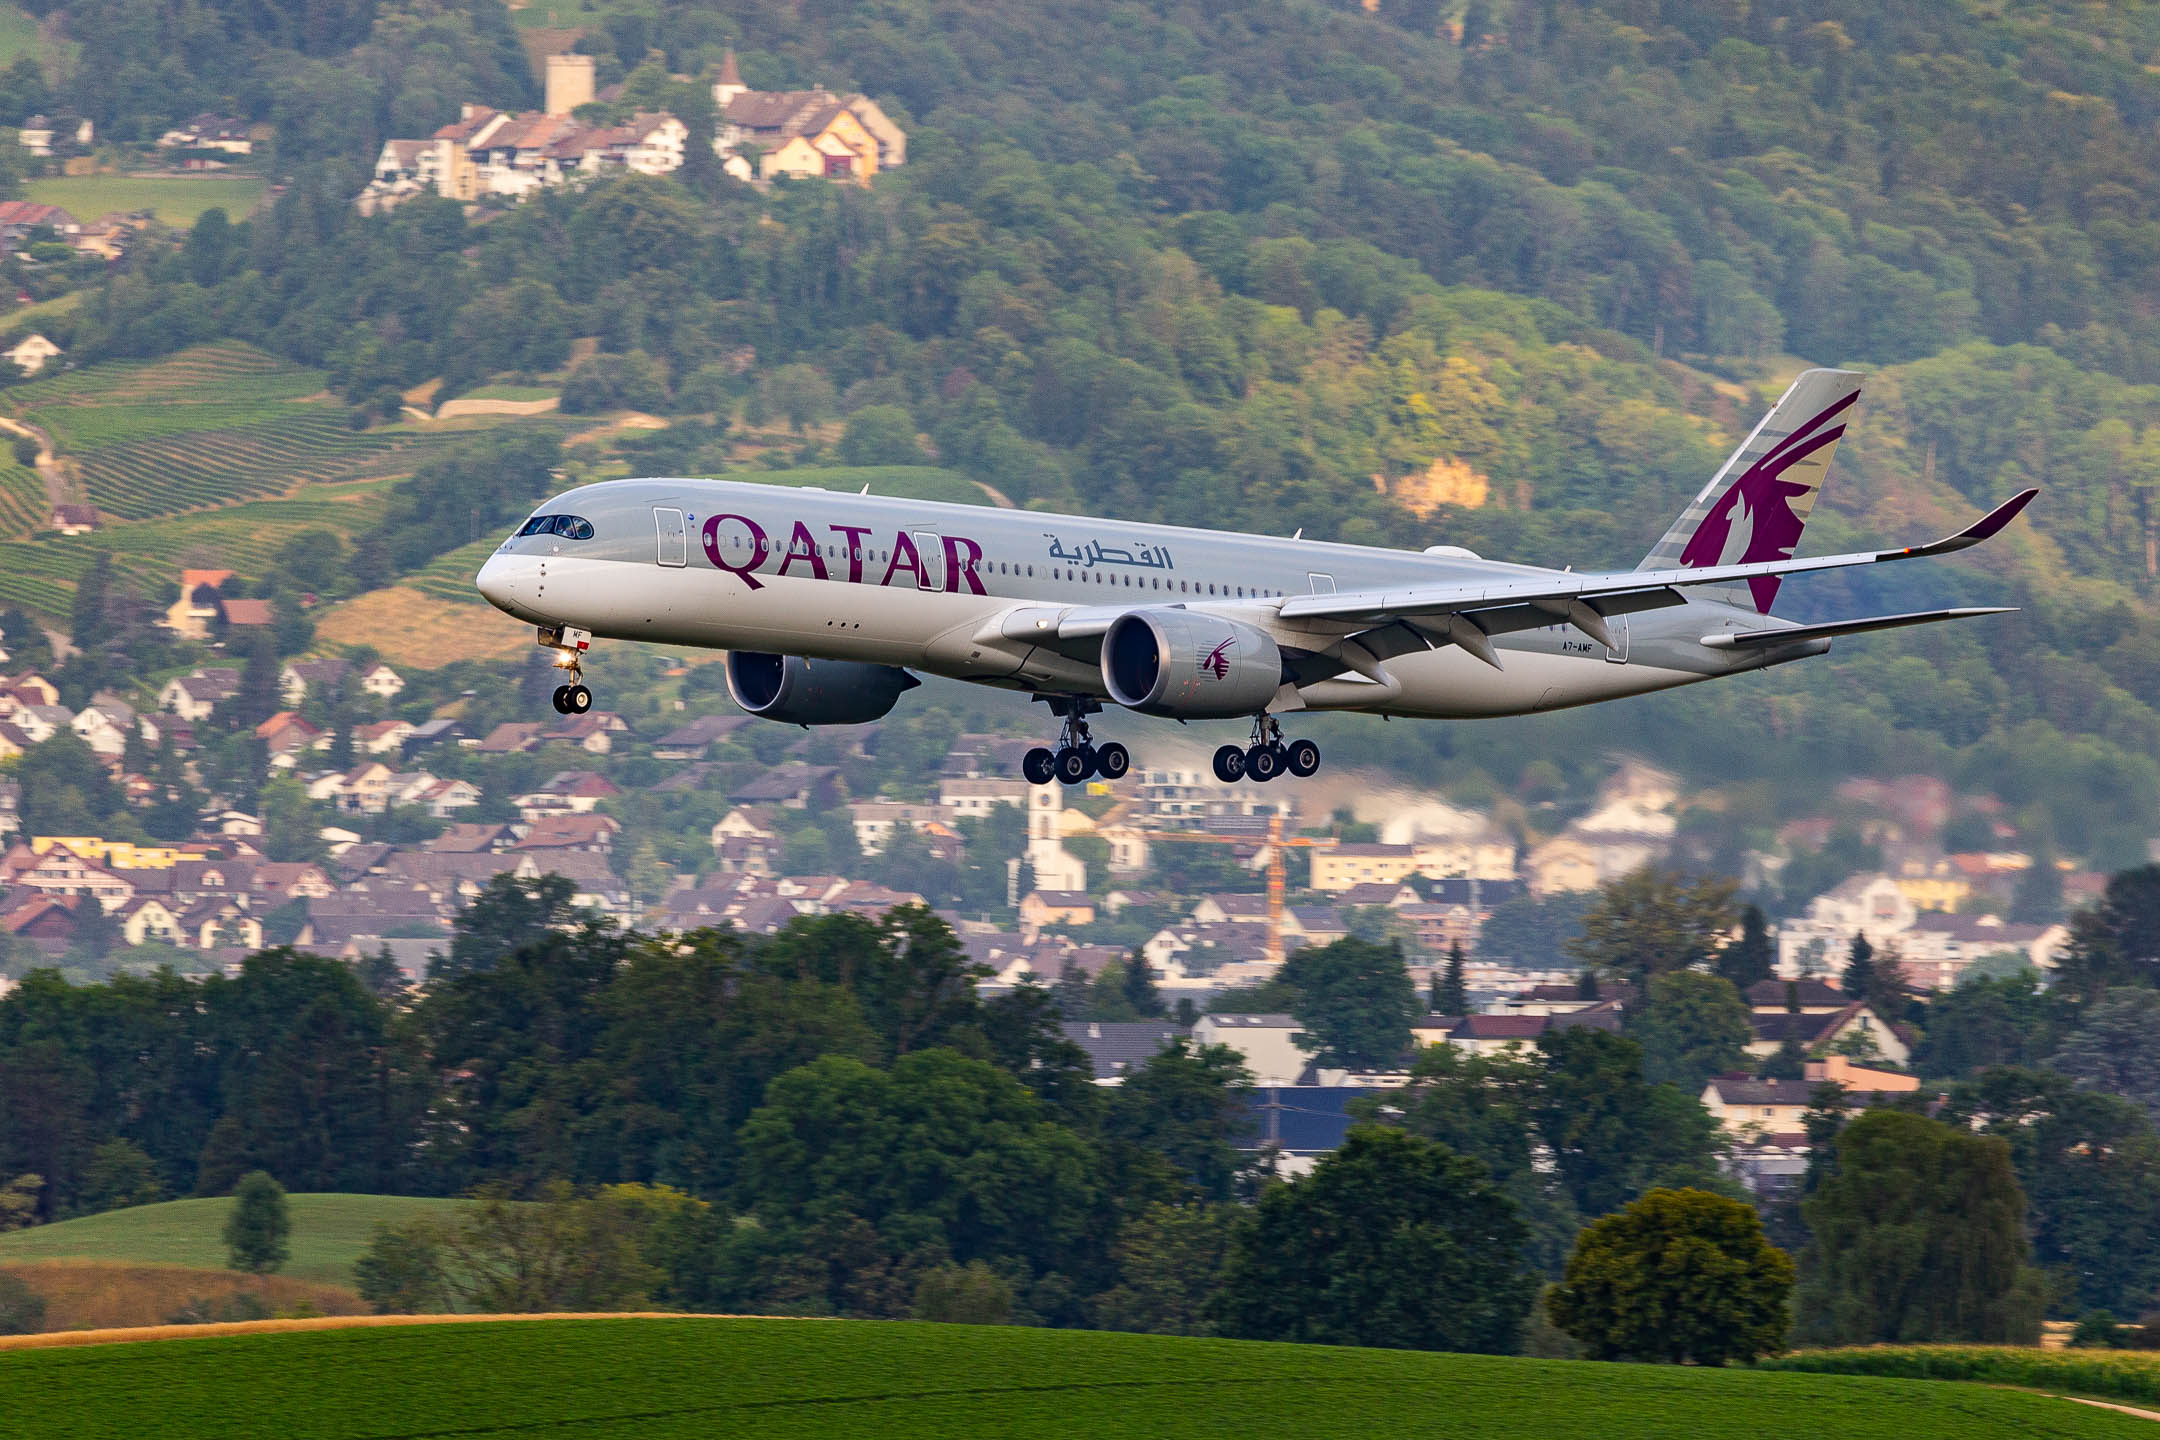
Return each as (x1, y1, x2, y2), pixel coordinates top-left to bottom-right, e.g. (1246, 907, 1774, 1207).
(1024, 697, 1131, 786)
(539, 624, 594, 715)
(1214, 715, 1320, 784)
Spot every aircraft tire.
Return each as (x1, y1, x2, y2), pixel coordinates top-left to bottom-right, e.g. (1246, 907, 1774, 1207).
(551, 686, 572, 715)
(1055, 746, 1094, 785)
(1286, 739, 1320, 777)
(1245, 744, 1280, 783)
(1212, 744, 1245, 784)
(1095, 742, 1131, 780)
(1023, 747, 1057, 786)
(567, 685, 593, 714)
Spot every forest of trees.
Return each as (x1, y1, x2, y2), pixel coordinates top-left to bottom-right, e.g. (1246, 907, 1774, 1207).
(0, 0, 2152, 859)
(7, 862, 2160, 1343)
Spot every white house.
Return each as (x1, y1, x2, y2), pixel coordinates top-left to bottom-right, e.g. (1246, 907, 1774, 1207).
(4, 333, 60, 375)
(1191, 1013, 1310, 1086)
(1777, 872, 1918, 976)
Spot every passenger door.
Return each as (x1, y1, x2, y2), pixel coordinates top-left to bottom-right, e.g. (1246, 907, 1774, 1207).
(912, 530, 944, 591)
(654, 507, 686, 568)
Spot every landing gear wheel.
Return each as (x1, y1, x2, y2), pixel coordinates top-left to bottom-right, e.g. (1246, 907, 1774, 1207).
(1285, 738, 1321, 777)
(1245, 744, 1282, 783)
(1056, 745, 1094, 785)
(1212, 744, 1246, 784)
(1023, 747, 1057, 786)
(566, 685, 592, 714)
(551, 685, 573, 715)
(1095, 742, 1131, 781)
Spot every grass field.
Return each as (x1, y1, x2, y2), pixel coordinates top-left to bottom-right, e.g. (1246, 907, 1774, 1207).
(1762, 1345, 2160, 1408)
(0, 1195, 471, 1288)
(315, 585, 536, 667)
(0, 1317, 2149, 1440)
(24, 175, 269, 227)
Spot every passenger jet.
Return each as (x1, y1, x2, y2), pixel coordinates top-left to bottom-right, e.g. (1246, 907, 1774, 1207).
(476, 369, 2032, 785)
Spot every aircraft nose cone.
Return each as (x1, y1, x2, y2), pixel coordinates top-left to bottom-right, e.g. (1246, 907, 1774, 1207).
(475, 552, 528, 614)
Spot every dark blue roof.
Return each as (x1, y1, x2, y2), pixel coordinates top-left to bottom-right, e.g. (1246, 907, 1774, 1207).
(1244, 1087, 1391, 1155)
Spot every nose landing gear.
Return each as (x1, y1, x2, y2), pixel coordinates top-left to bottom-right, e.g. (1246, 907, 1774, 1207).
(1213, 716, 1320, 784)
(539, 624, 595, 715)
(1024, 698, 1132, 786)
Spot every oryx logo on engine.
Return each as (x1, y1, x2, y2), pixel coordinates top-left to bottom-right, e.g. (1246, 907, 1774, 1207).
(1199, 638, 1234, 679)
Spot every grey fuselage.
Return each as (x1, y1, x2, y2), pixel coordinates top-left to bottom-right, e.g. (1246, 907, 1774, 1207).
(473, 477, 1824, 720)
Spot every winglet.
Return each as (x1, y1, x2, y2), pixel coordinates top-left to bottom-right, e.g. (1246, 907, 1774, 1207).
(1899, 488, 2037, 559)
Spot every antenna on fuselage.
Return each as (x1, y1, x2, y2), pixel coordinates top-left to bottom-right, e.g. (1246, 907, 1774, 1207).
(860, 483, 870, 494)
(1290, 528, 1302, 540)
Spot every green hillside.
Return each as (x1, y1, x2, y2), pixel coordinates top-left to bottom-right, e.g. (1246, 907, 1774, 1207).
(1, 1318, 2149, 1440)
(0, 1195, 470, 1288)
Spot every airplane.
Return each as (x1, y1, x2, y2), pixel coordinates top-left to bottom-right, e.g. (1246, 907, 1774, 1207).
(476, 368, 2033, 787)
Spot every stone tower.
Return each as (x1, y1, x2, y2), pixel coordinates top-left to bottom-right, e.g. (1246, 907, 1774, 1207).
(545, 53, 596, 117)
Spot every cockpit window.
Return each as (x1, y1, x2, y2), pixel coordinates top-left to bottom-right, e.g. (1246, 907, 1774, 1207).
(517, 514, 594, 540)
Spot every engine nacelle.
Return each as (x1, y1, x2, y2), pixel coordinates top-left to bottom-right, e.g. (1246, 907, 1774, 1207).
(1102, 609, 1284, 719)
(726, 652, 920, 726)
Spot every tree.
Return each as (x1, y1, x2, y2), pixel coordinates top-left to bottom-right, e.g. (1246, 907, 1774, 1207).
(2055, 865, 2160, 1001)
(1548, 1187, 1794, 1365)
(1533, 1027, 1726, 1219)
(1435, 941, 1467, 1016)
(1119, 949, 1164, 1018)
(1918, 972, 2066, 1079)
(838, 405, 928, 466)
(1280, 936, 1418, 1069)
(230, 633, 282, 729)
(439, 873, 586, 977)
(1105, 1040, 1253, 1203)
(1717, 905, 1774, 991)
(2048, 988, 2160, 1122)
(1840, 933, 1904, 1019)
(1092, 1203, 1233, 1336)
(0, 1173, 40, 1231)
(79, 1139, 161, 1213)
(1796, 1110, 2045, 1345)
(912, 1261, 1013, 1323)
(1630, 972, 1753, 1091)
(0, 1272, 43, 1336)
(1566, 868, 1736, 982)
(1214, 1126, 1536, 1352)
(1944, 1067, 2160, 1316)
(354, 1218, 454, 1314)
(224, 1170, 290, 1274)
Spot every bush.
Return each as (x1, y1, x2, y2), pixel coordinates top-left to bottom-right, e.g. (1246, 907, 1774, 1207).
(10, 433, 34, 466)
(912, 1262, 1013, 1325)
(0, 1272, 45, 1335)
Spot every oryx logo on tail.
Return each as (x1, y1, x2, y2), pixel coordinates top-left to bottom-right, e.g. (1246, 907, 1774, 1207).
(1638, 368, 1863, 614)
(1199, 638, 1234, 679)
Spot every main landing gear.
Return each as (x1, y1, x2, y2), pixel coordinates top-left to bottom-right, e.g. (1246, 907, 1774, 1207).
(1213, 715, 1320, 784)
(539, 624, 594, 715)
(1024, 698, 1131, 787)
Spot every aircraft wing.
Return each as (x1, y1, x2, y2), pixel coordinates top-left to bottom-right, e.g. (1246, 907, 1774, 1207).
(1699, 607, 2016, 649)
(1275, 489, 2035, 662)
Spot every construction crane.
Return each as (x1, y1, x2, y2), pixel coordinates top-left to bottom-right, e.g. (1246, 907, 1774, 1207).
(1145, 813, 1333, 966)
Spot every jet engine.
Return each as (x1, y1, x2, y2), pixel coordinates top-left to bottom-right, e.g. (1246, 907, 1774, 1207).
(1102, 608, 1284, 718)
(726, 652, 920, 725)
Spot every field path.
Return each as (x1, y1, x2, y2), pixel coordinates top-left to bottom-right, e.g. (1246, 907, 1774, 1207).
(0, 414, 73, 507)
(433, 397, 560, 419)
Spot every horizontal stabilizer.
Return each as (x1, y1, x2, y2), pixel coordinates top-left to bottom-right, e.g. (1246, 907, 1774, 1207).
(1698, 607, 2016, 649)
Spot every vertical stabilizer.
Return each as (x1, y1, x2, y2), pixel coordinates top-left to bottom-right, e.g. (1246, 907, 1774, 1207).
(1639, 368, 1862, 613)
